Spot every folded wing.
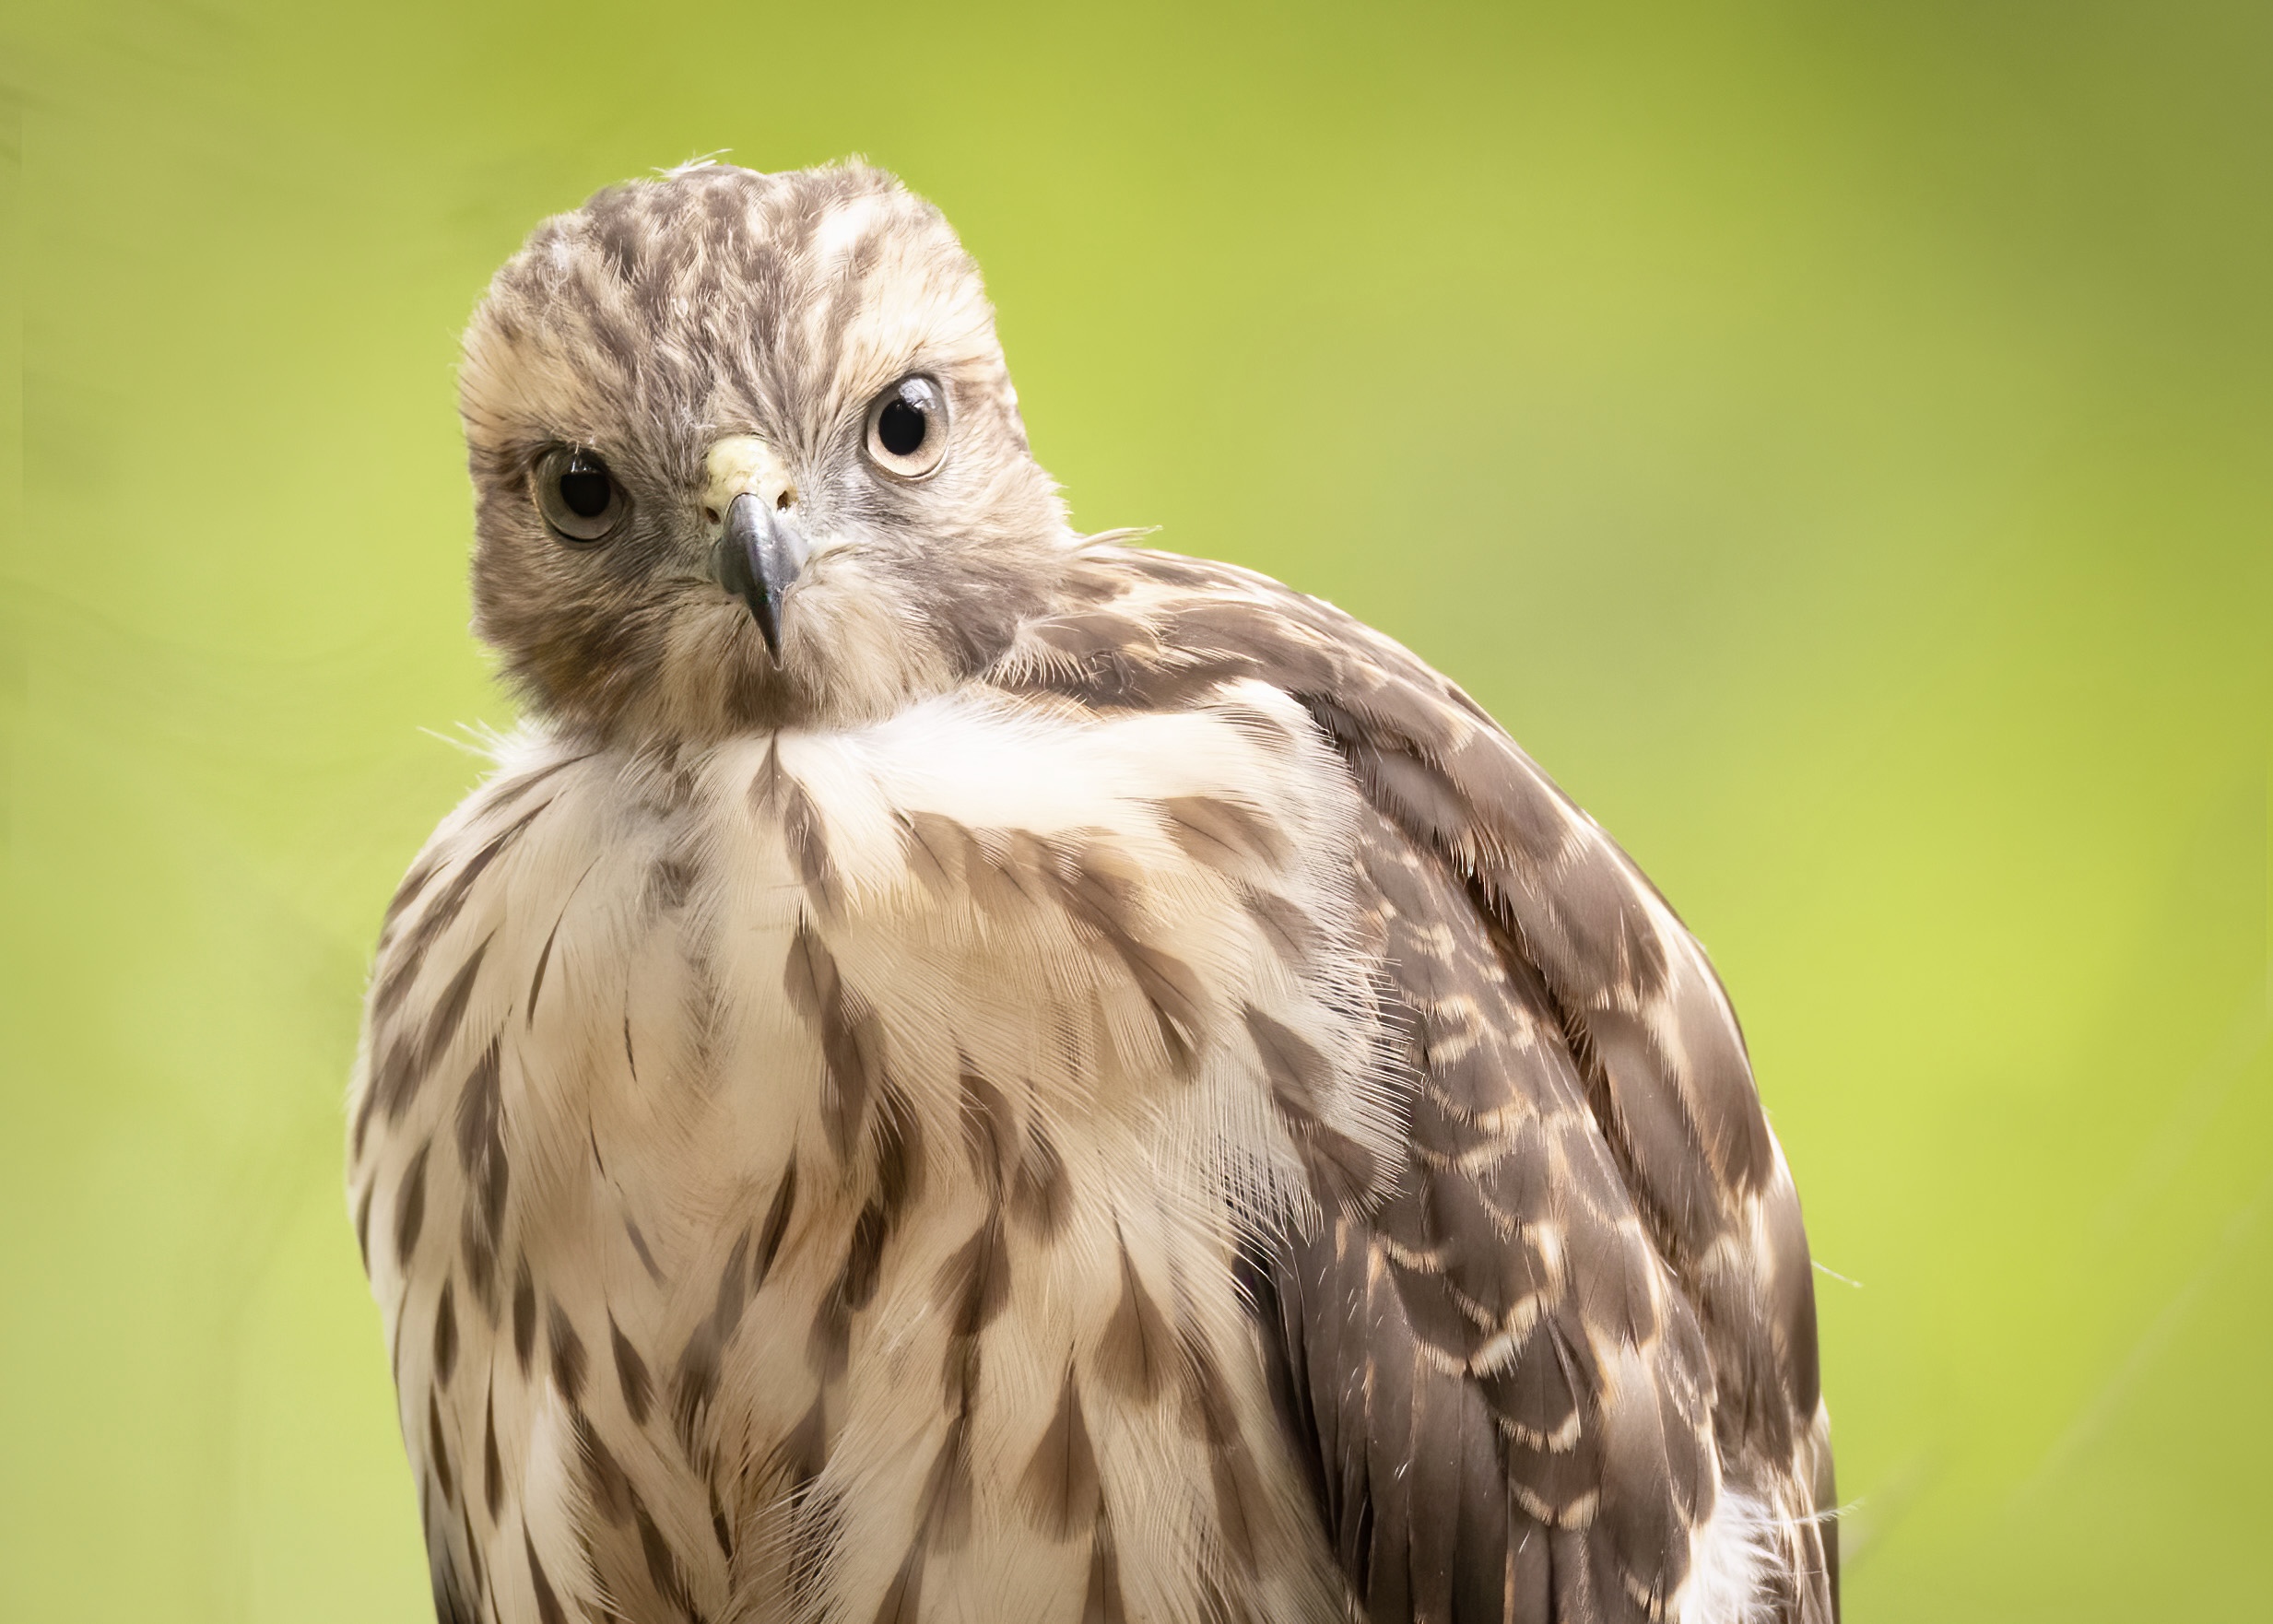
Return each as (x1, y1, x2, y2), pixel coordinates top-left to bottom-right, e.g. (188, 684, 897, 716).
(998, 545, 1837, 1624)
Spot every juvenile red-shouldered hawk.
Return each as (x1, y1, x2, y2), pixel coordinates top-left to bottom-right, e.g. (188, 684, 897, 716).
(348, 161, 1835, 1624)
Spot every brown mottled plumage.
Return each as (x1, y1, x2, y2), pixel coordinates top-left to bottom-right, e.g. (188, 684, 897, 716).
(348, 160, 1835, 1624)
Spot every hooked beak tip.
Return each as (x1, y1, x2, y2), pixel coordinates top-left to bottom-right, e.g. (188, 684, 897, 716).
(714, 492, 808, 664)
(751, 594, 785, 663)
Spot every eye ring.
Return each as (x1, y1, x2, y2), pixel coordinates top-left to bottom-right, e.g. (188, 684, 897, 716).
(532, 445, 630, 544)
(863, 375, 948, 479)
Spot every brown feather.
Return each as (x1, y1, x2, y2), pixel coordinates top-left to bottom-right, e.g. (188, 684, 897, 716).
(999, 547, 1834, 1624)
(1019, 1367, 1101, 1540)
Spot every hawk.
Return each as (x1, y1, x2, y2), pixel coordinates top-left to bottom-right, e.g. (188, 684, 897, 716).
(348, 160, 1836, 1624)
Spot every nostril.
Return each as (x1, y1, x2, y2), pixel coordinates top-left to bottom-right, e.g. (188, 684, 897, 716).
(775, 488, 795, 511)
(703, 506, 721, 525)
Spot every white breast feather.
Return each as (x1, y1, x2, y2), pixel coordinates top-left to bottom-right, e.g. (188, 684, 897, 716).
(352, 683, 1387, 1624)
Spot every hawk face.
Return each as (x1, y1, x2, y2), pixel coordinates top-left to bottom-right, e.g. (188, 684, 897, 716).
(458, 162, 1070, 742)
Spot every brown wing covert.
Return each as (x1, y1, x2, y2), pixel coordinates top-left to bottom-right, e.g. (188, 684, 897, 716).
(998, 544, 1838, 1624)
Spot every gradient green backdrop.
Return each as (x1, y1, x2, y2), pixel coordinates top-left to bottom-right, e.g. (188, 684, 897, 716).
(3, 2, 2267, 1618)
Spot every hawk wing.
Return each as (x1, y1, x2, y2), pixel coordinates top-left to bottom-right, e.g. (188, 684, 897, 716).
(997, 543, 1837, 1624)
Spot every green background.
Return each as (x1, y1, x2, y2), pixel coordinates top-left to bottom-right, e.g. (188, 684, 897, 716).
(3, 2, 2267, 1618)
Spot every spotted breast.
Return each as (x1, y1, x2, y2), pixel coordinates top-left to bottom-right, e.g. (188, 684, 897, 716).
(349, 676, 1397, 1624)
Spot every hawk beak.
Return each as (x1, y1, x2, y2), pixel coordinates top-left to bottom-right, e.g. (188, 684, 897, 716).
(713, 493, 811, 662)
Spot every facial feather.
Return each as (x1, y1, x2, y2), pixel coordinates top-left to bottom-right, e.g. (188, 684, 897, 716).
(458, 162, 1069, 743)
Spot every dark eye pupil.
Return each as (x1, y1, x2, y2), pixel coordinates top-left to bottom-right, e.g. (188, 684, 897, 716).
(559, 466, 611, 518)
(877, 396, 928, 457)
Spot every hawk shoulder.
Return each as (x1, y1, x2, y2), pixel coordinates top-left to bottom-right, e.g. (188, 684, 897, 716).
(994, 543, 1838, 1624)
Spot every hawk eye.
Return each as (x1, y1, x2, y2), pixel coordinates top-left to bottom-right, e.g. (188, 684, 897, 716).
(533, 446, 629, 544)
(864, 375, 948, 478)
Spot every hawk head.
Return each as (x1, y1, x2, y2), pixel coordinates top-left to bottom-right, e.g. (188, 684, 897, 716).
(459, 161, 1071, 741)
